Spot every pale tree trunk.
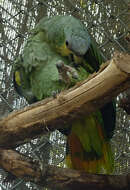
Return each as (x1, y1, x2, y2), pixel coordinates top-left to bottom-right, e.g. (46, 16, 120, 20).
(0, 52, 130, 148)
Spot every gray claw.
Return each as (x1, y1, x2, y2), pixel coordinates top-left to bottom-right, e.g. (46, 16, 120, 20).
(56, 60, 79, 84)
(56, 61, 64, 69)
(52, 90, 59, 98)
(71, 70, 79, 79)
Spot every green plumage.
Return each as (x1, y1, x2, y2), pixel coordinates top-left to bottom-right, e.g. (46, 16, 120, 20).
(13, 15, 116, 174)
(33, 16, 91, 55)
(14, 17, 90, 101)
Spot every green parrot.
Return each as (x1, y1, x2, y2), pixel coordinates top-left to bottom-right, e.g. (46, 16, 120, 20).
(13, 15, 116, 174)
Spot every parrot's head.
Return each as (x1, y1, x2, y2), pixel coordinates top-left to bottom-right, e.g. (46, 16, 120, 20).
(42, 15, 91, 61)
(65, 28, 91, 57)
(54, 16, 91, 60)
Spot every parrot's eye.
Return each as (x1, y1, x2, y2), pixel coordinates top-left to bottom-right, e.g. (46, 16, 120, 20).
(66, 40, 69, 46)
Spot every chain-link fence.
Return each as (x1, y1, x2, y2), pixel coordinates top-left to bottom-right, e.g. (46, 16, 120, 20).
(0, 0, 130, 189)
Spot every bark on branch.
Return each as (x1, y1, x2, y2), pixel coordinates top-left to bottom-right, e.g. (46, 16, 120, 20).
(0, 149, 129, 190)
(0, 52, 130, 148)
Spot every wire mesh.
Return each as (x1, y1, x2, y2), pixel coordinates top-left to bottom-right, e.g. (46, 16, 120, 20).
(0, 0, 130, 189)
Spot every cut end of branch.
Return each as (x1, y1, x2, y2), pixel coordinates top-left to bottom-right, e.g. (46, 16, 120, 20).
(113, 52, 130, 74)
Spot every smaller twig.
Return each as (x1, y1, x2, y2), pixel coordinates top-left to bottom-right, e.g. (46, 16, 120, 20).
(0, 149, 129, 190)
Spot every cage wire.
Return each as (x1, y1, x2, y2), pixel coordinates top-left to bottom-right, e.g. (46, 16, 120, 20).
(0, 0, 130, 189)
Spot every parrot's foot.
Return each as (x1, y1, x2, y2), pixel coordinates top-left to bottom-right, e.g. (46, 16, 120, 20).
(56, 60, 78, 84)
(51, 90, 60, 98)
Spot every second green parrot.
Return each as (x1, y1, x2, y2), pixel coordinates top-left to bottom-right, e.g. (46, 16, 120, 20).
(13, 15, 116, 174)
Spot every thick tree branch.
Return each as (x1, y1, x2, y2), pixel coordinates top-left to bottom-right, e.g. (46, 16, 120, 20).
(0, 52, 130, 148)
(0, 149, 129, 190)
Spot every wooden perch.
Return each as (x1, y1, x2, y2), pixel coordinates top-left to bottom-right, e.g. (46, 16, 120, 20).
(0, 149, 129, 190)
(0, 52, 130, 148)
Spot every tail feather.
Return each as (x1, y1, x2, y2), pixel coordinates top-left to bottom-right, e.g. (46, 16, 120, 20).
(67, 133, 84, 170)
(66, 114, 114, 174)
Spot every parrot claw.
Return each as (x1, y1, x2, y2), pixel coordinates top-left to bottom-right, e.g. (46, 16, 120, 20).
(72, 71, 78, 79)
(51, 90, 60, 98)
(56, 60, 79, 84)
(56, 61, 64, 69)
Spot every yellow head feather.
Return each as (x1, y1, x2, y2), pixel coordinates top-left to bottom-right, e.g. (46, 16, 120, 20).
(15, 71, 21, 86)
(56, 42, 72, 56)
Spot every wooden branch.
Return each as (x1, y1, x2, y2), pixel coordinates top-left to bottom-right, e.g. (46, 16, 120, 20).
(0, 52, 130, 148)
(0, 149, 129, 190)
